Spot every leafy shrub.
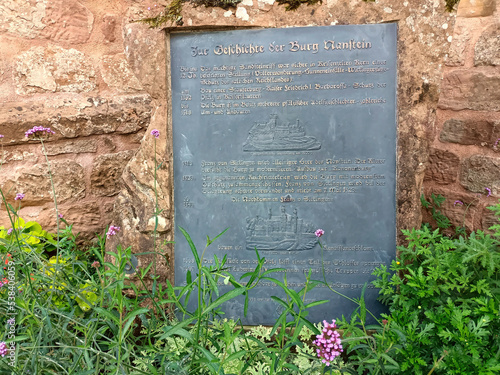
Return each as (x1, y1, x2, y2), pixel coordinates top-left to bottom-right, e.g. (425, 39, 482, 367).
(335, 199, 500, 375)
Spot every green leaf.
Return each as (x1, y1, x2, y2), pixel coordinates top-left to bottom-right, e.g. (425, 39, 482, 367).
(226, 349, 247, 362)
(282, 363, 300, 371)
(206, 227, 229, 246)
(380, 353, 400, 368)
(285, 288, 303, 309)
(299, 316, 320, 335)
(158, 317, 196, 340)
(305, 299, 329, 309)
(202, 287, 246, 315)
(270, 296, 290, 309)
(359, 283, 367, 323)
(201, 267, 219, 297)
(179, 226, 200, 266)
(95, 307, 120, 324)
(124, 307, 150, 322)
(243, 291, 249, 316)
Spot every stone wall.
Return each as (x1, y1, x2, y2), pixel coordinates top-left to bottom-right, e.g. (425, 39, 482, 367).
(0, 0, 158, 238)
(0, 0, 482, 282)
(424, 0, 499, 232)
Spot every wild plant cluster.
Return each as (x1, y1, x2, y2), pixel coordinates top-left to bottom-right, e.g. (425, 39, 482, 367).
(0, 127, 498, 374)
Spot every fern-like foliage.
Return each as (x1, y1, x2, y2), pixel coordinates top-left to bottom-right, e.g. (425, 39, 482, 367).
(367, 199, 500, 374)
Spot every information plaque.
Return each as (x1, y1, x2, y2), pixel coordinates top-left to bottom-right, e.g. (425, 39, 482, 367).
(171, 25, 397, 325)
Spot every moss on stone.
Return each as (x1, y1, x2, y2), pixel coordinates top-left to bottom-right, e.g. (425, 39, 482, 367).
(192, 0, 241, 9)
(137, 0, 459, 28)
(136, 0, 241, 27)
(275, 0, 322, 11)
(136, 0, 185, 27)
(445, 0, 460, 11)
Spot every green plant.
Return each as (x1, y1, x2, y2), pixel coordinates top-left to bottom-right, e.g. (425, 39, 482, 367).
(0, 127, 339, 374)
(320, 198, 500, 375)
(140, 227, 334, 374)
(0, 127, 157, 373)
(374, 222, 500, 374)
(0, 212, 156, 373)
(421, 193, 451, 230)
(337, 204, 500, 374)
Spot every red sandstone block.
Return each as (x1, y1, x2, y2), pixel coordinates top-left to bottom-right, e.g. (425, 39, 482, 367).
(424, 148, 460, 185)
(438, 70, 500, 111)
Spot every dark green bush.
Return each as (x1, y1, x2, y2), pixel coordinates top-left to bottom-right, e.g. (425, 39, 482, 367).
(335, 199, 500, 375)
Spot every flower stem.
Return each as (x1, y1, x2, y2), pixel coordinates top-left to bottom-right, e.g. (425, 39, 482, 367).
(319, 240, 378, 322)
(40, 139, 60, 248)
(152, 136, 159, 304)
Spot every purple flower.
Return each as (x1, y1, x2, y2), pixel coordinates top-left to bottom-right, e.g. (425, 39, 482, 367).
(315, 229, 324, 238)
(485, 187, 492, 197)
(151, 129, 160, 138)
(454, 200, 463, 206)
(106, 225, 120, 239)
(25, 126, 55, 139)
(58, 213, 63, 218)
(494, 138, 500, 148)
(313, 320, 343, 366)
(7, 318, 15, 325)
(7, 228, 13, 235)
(0, 135, 4, 138)
(14, 193, 25, 201)
(0, 342, 6, 357)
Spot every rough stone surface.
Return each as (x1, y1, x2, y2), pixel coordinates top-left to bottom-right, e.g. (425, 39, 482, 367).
(0, 94, 152, 144)
(123, 22, 167, 100)
(460, 155, 500, 195)
(236, 6, 250, 20)
(0, 147, 37, 164)
(35, 201, 105, 237)
(2, 160, 85, 206)
(14, 45, 96, 95)
(45, 139, 97, 155)
(111, 104, 172, 278)
(102, 14, 117, 42)
(482, 207, 499, 234)
(40, 0, 94, 44)
(61, 201, 103, 230)
(423, 187, 481, 233)
(439, 71, 500, 112)
(100, 53, 143, 93)
(439, 118, 497, 146)
(474, 24, 500, 66)
(425, 148, 460, 185)
(91, 150, 135, 197)
(61, 201, 106, 238)
(445, 18, 471, 67)
(457, 0, 495, 17)
(0, 0, 47, 39)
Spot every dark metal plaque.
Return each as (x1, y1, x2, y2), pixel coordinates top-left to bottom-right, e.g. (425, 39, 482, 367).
(171, 25, 397, 325)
